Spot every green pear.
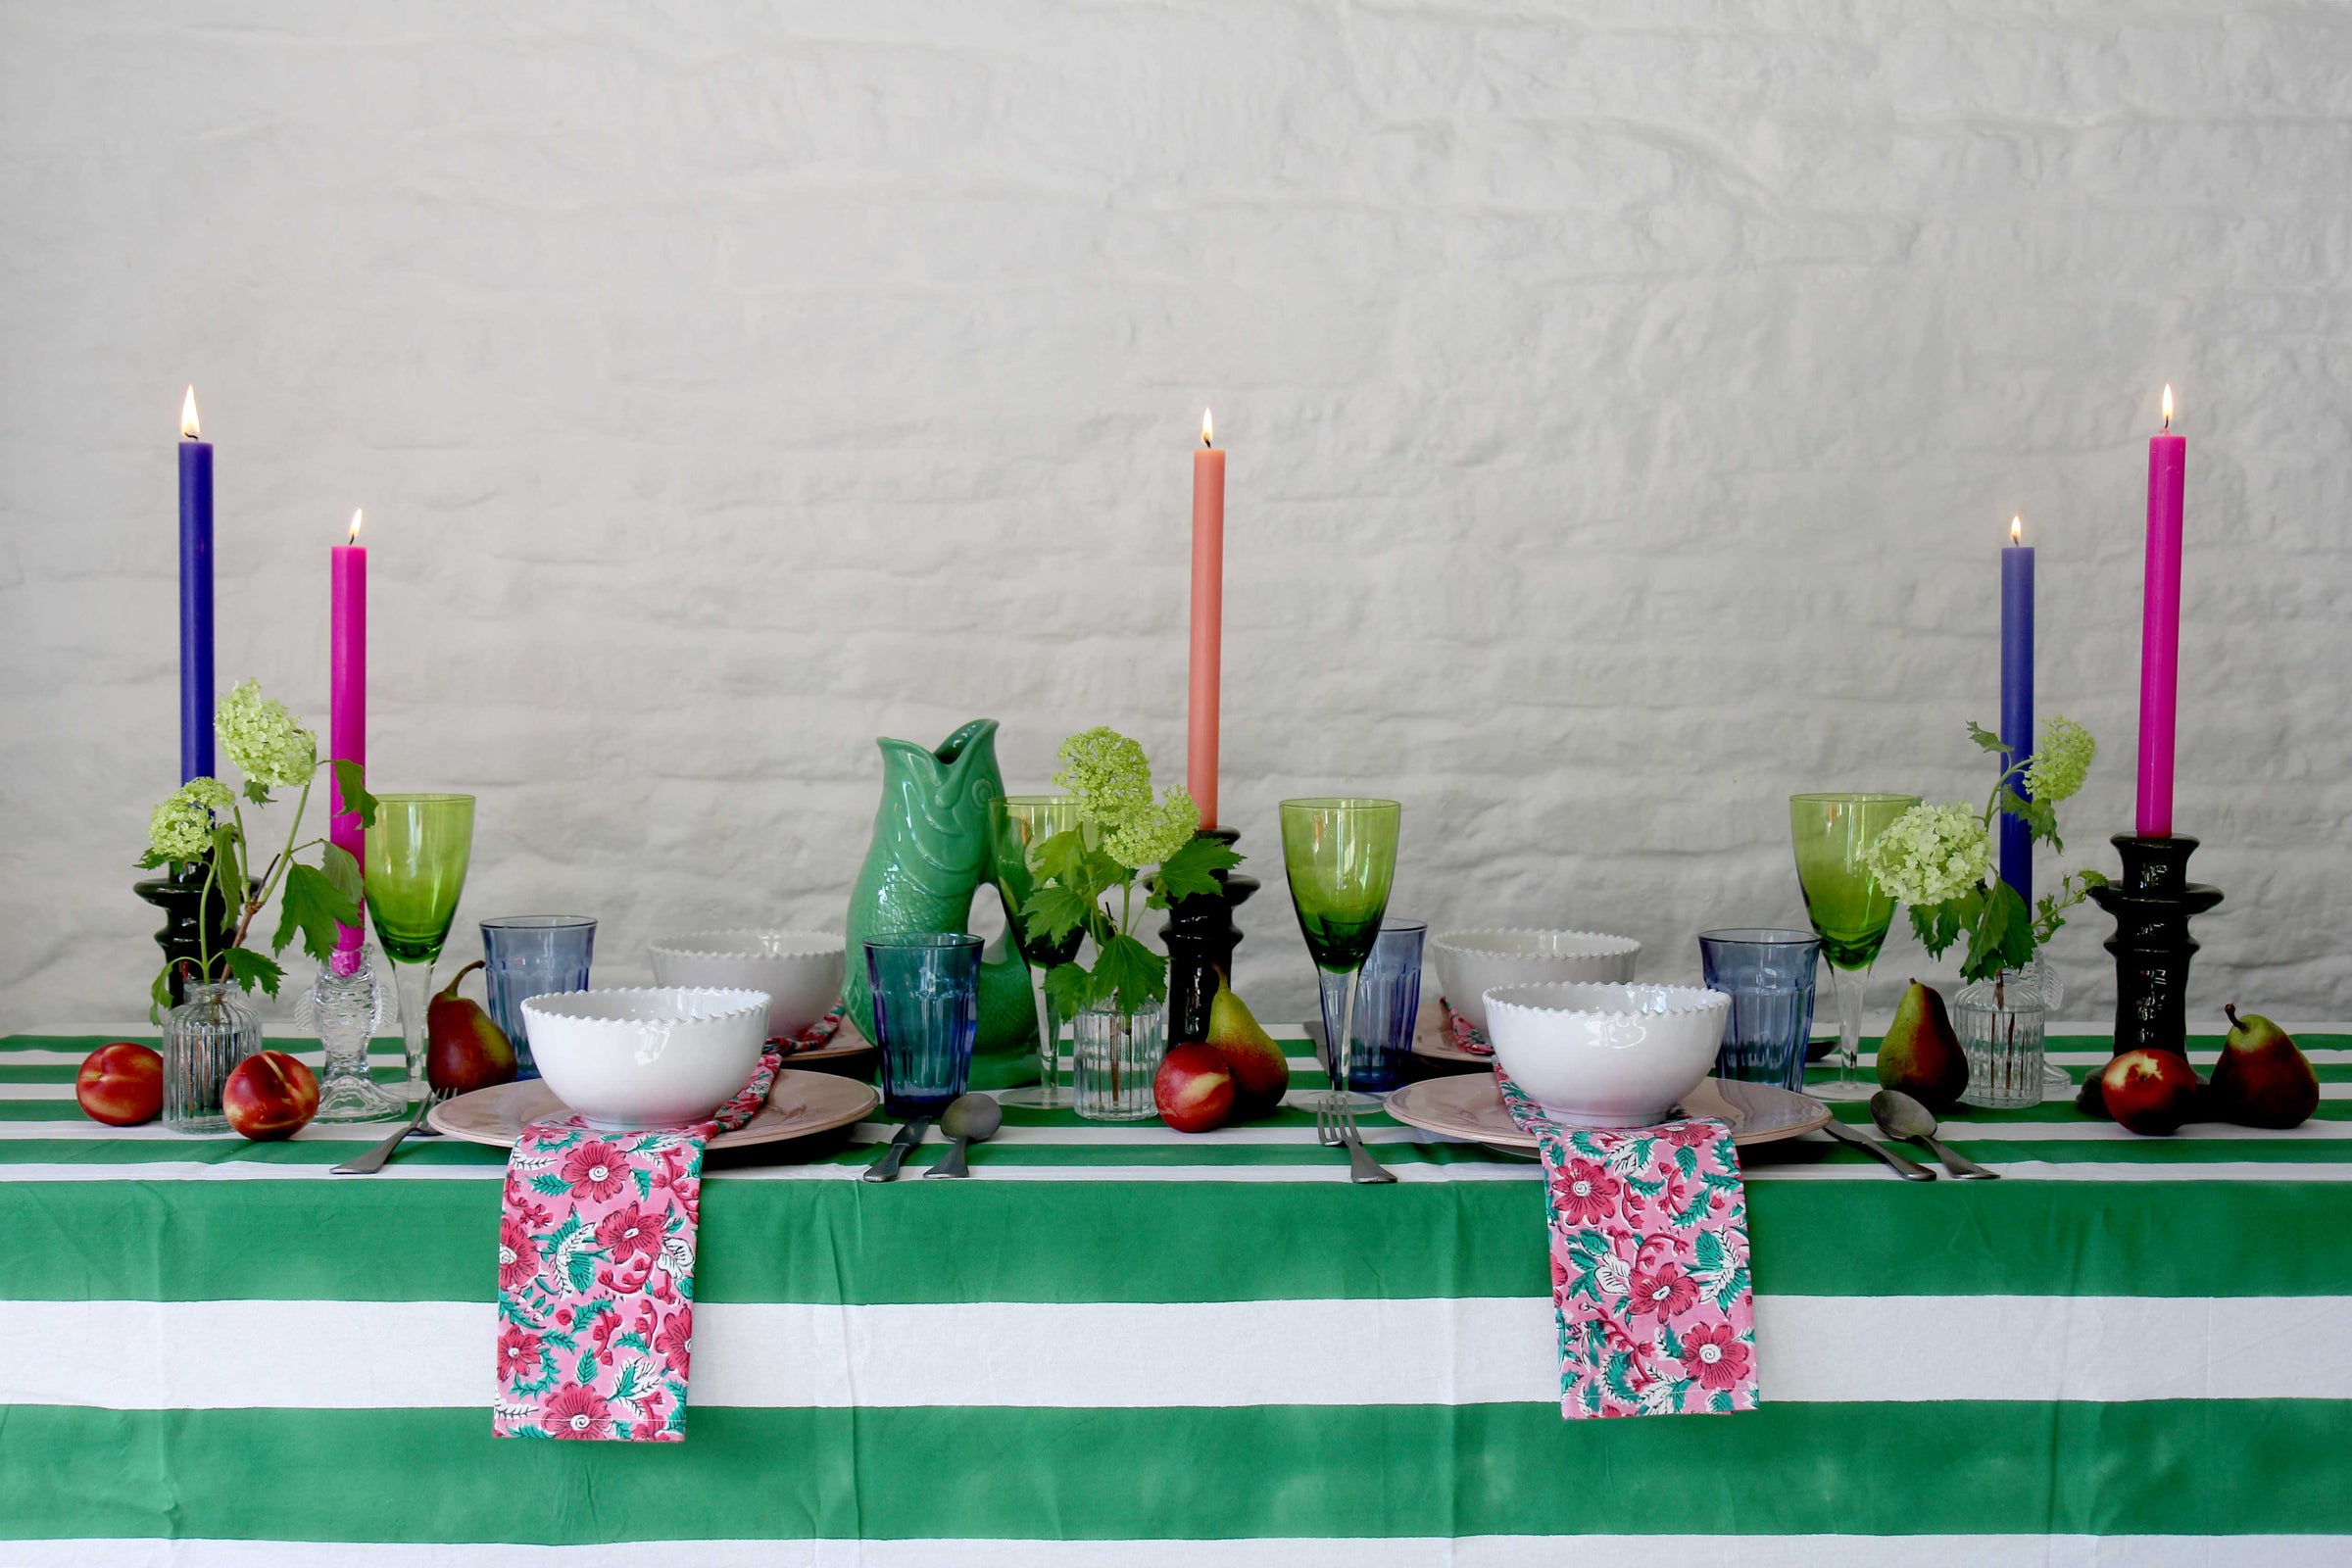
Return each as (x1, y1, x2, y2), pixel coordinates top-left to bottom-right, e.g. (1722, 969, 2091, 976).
(2211, 1004, 2320, 1130)
(1205, 983, 1290, 1119)
(1876, 979, 1969, 1113)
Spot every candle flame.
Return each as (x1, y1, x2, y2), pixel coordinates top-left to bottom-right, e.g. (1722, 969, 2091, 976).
(2011, 515, 2023, 546)
(1201, 408, 1214, 448)
(180, 387, 201, 440)
(348, 509, 363, 544)
(2161, 384, 2174, 430)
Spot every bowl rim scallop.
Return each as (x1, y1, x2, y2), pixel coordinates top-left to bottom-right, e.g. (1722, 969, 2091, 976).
(1430, 927, 1644, 960)
(1483, 981, 1730, 1020)
(520, 986, 774, 1028)
(646, 928, 848, 962)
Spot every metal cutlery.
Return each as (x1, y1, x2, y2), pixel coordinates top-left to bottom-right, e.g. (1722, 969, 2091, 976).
(1316, 1102, 1397, 1184)
(1871, 1090, 1998, 1179)
(329, 1093, 441, 1176)
(862, 1116, 929, 1182)
(1818, 1117, 1937, 1181)
(924, 1094, 1002, 1179)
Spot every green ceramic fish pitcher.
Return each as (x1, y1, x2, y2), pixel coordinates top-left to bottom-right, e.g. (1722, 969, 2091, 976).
(843, 718, 1038, 1074)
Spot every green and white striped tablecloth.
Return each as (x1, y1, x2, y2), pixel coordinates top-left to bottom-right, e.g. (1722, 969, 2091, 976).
(2, 1024, 2347, 1565)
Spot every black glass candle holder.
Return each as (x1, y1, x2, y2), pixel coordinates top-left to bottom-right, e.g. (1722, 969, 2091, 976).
(132, 862, 238, 1009)
(1160, 827, 1258, 1045)
(2084, 834, 2225, 1062)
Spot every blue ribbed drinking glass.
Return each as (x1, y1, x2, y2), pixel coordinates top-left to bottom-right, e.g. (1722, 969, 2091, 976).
(1319, 918, 1427, 1095)
(1697, 928, 1821, 1093)
(479, 916, 597, 1080)
(864, 932, 983, 1117)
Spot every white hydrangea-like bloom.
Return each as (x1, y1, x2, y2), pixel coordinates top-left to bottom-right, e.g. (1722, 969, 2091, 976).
(148, 777, 231, 861)
(217, 679, 317, 789)
(1864, 803, 1991, 907)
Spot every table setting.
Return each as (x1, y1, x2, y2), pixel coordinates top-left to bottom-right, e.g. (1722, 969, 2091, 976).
(5, 369, 2341, 1561)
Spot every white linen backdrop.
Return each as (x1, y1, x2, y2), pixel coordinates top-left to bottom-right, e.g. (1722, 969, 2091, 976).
(2, 0, 2347, 1031)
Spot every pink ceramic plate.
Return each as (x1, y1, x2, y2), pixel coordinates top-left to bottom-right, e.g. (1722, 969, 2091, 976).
(428, 1069, 879, 1152)
(1383, 1071, 1831, 1152)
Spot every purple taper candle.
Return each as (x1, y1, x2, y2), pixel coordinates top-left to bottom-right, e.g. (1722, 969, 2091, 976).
(1999, 515, 2034, 905)
(178, 387, 215, 783)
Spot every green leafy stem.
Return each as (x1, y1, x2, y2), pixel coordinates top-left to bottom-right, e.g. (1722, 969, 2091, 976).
(139, 759, 380, 1014)
(1018, 829, 1242, 1018)
(1912, 722, 2107, 983)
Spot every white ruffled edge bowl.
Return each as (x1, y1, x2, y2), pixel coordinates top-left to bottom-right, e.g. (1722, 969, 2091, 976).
(1429, 928, 1643, 1039)
(647, 929, 847, 1041)
(521, 985, 773, 1130)
(1483, 981, 1730, 1129)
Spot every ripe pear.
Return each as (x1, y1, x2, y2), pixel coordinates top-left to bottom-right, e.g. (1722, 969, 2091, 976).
(1205, 982, 1289, 1119)
(425, 959, 517, 1095)
(1875, 979, 1969, 1113)
(2211, 1004, 2320, 1130)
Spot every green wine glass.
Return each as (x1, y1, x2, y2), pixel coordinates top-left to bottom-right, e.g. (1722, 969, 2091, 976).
(990, 794, 1084, 1108)
(1789, 792, 1920, 1101)
(1280, 798, 1401, 1114)
(367, 793, 476, 1098)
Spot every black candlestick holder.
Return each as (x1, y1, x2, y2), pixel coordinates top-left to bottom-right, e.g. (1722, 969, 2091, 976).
(132, 862, 238, 1010)
(2084, 834, 2224, 1064)
(1161, 826, 1258, 1045)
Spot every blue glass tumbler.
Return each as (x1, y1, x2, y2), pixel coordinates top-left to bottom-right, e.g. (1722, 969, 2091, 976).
(864, 932, 983, 1117)
(1318, 918, 1427, 1095)
(1698, 928, 1822, 1093)
(478, 916, 597, 1080)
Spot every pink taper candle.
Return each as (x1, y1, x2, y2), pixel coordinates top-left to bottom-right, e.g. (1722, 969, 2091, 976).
(330, 510, 368, 973)
(2135, 387, 2185, 837)
(1188, 410, 1226, 830)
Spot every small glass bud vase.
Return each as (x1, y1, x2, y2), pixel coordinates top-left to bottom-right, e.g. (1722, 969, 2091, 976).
(163, 981, 263, 1133)
(1071, 999, 1167, 1122)
(1956, 965, 2048, 1109)
(311, 948, 408, 1122)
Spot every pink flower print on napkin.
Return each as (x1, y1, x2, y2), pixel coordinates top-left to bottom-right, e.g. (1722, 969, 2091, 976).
(493, 1005, 847, 1443)
(1495, 1067, 1760, 1419)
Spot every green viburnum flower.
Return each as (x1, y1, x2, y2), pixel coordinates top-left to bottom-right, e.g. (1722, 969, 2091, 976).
(1054, 727, 1154, 831)
(2025, 715, 2094, 804)
(148, 777, 232, 860)
(1104, 785, 1201, 871)
(217, 679, 317, 789)
(1864, 803, 1991, 907)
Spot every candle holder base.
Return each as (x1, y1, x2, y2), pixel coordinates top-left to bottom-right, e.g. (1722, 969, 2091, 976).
(133, 863, 238, 1012)
(1161, 827, 1258, 1046)
(2079, 834, 2224, 1111)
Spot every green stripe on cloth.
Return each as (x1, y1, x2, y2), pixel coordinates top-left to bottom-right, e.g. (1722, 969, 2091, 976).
(5, 1176, 2348, 1303)
(0, 1400, 2341, 1541)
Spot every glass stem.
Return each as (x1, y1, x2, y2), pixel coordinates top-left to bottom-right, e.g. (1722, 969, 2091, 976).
(1832, 961, 1870, 1087)
(1031, 976, 1059, 1102)
(1315, 966, 1362, 1099)
(390, 957, 435, 1098)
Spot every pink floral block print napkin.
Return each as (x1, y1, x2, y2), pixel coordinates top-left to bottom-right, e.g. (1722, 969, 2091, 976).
(493, 1007, 842, 1442)
(1495, 1068, 1759, 1419)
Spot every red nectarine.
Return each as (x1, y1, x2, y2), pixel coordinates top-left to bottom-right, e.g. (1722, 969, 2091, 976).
(1153, 1042, 1236, 1134)
(2100, 1049, 2200, 1137)
(223, 1051, 320, 1141)
(76, 1042, 163, 1126)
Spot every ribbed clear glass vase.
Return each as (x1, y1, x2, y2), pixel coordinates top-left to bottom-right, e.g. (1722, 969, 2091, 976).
(164, 981, 262, 1132)
(1070, 999, 1166, 1122)
(1957, 967, 2047, 1109)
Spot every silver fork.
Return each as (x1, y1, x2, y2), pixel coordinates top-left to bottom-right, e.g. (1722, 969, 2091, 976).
(329, 1091, 442, 1176)
(1316, 1102, 1397, 1185)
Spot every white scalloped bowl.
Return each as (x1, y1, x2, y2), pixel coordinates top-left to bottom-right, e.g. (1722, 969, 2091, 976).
(1484, 982, 1732, 1128)
(647, 930, 846, 1040)
(521, 987, 772, 1130)
(1430, 929, 1642, 1041)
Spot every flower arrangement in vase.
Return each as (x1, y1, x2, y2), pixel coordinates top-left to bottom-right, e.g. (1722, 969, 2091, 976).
(1014, 727, 1242, 1119)
(1864, 716, 2104, 1106)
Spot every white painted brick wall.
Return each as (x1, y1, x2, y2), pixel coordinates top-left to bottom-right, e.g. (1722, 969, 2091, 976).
(3, 1, 2348, 1033)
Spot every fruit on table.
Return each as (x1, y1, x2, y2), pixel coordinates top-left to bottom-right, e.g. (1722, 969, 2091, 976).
(1876, 979, 1968, 1113)
(427, 959, 517, 1095)
(1153, 1041, 1236, 1133)
(223, 1051, 320, 1141)
(1204, 984, 1288, 1119)
(2211, 1004, 2320, 1130)
(76, 1042, 163, 1126)
(2100, 1049, 2201, 1137)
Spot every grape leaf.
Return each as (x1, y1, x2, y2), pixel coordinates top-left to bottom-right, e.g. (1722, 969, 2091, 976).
(1967, 719, 2008, 755)
(330, 759, 379, 829)
(1034, 827, 1092, 887)
(242, 779, 273, 806)
(274, 859, 362, 962)
(1043, 960, 1102, 1019)
(1020, 884, 1099, 947)
(1095, 932, 1168, 1013)
(218, 946, 285, 998)
(1150, 833, 1244, 906)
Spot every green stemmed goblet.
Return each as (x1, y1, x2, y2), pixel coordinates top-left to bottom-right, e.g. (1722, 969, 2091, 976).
(367, 793, 476, 1099)
(1790, 792, 1921, 1102)
(990, 794, 1084, 1108)
(1280, 798, 1401, 1114)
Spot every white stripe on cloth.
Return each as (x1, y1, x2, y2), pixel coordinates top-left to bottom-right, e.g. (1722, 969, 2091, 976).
(17, 1537, 2351, 1568)
(3, 1295, 2346, 1411)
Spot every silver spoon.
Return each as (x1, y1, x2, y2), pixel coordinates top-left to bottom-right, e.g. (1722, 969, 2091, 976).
(1870, 1089, 1998, 1180)
(925, 1093, 1003, 1179)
